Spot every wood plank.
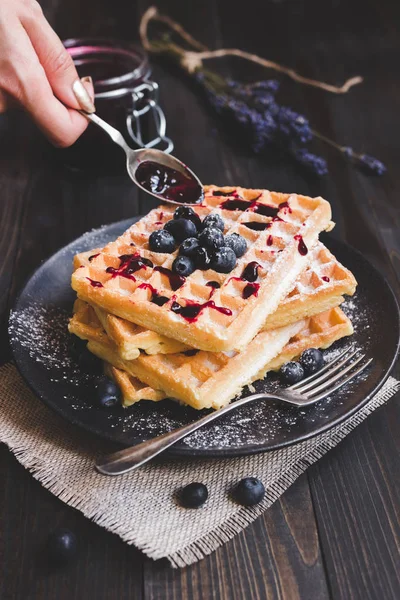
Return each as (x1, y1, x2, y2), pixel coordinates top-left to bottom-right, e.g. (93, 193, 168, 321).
(0, 0, 399, 597)
(139, 0, 330, 597)
(0, 0, 145, 598)
(295, 0, 400, 597)
(0, 447, 144, 600)
(309, 391, 400, 600)
(0, 114, 34, 364)
(143, 475, 330, 600)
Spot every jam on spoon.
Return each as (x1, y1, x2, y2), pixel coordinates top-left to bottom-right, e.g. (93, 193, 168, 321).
(135, 161, 203, 204)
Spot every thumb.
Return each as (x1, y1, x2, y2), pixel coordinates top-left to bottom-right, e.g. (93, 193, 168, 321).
(73, 76, 96, 113)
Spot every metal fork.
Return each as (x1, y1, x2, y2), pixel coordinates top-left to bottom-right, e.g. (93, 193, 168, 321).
(95, 348, 372, 475)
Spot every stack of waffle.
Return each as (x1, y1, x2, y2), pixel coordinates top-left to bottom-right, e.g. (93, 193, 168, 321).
(69, 185, 357, 410)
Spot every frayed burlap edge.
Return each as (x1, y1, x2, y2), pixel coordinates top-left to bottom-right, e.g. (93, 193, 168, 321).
(0, 363, 398, 568)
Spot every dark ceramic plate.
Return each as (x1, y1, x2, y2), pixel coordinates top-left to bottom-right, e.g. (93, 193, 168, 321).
(9, 218, 400, 457)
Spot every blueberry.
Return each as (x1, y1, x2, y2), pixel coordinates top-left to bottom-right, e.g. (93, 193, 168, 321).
(96, 376, 121, 408)
(149, 230, 176, 253)
(224, 233, 247, 258)
(180, 482, 208, 508)
(179, 237, 200, 257)
(300, 348, 324, 374)
(164, 218, 197, 243)
(211, 246, 237, 273)
(192, 246, 212, 270)
(174, 206, 202, 231)
(232, 477, 265, 506)
(172, 256, 195, 277)
(280, 361, 304, 384)
(198, 226, 224, 251)
(202, 213, 225, 232)
(47, 528, 78, 565)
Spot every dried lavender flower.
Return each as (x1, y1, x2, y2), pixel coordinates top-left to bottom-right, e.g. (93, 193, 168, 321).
(194, 69, 385, 177)
(356, 154, 386, 176)
(291, 146, 328, 176)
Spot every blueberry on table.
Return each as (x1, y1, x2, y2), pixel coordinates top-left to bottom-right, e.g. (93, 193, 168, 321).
(164, 218, 197, 243)
(192, 246, 212, 270)
(172, 255, 195, 277)
(179, 237, 200, 257)
(47, 528, 78, 565)
(280, 361, 304, 384)
(300, 348, 324, 374)
(211, 246, 237, 273)
(224, 233, 247, 257)
(96, 377, 121, 408)
(232, 477, 265, 506)
(202, 213, 225, 232)
(173, 206, 202, 230)
(180, 482, 209, 508)
(198, 226, 224, 251)
(149, 229, 176, 253)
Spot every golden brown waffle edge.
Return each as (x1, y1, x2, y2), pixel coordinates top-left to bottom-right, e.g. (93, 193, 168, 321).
(71, 186, 333, 351)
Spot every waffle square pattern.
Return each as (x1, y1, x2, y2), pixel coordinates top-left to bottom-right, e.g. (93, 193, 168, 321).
(71, 186, 332, 352)
(69, 300, 353, 410)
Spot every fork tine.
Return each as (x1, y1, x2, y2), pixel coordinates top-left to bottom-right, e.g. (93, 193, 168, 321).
(308, 358, 373, 402)
(306, 353, 366, 397)
(289, 347, 354, 390)
(294, 349, 362, 393)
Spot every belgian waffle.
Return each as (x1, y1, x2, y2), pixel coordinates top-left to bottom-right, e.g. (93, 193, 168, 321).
(73, 242, 355, 359)
(103, 363, 166, 405)
(71, 186, 332, 351)
(105, 306, 353, 407)
(70, 300, 306, 410)
(69, 301, 353, 410)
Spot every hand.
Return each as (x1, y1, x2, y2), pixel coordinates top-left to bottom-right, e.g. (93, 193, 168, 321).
(0, 0, 95, 147)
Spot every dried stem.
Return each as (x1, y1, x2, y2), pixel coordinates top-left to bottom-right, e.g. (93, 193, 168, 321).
(140, 7, 207, 53)
(184, 49, 363, 94)
(140, 6, 363, 95)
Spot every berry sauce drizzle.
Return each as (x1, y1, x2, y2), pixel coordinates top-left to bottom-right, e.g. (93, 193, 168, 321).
(88, 253, 100, 262)
(322, 276, 330, 282)
(206, 281, 221, 289)
(219, 197, 290, 218)
(241, 261, 262, 282)
(244, 222, 270, 231)
(267, 235, 273, 246)
(213, 189, 241, 198)
(153, 266, 186, 291)
(170, 300, 232, 323)
(87, 278, 103, 288)
(106, 253, 153, 281)
(219, 198, 251, 211)
(135, 160, 203, 204)
(138, 283, 170, 306)
(278, 201, 292, 213)
(294, 235, 308, 256)
(242, 282, 260, 299)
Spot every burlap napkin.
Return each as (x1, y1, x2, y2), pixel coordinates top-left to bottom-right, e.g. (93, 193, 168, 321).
(0, 363, 398, 568)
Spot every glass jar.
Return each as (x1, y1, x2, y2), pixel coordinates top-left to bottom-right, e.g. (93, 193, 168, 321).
(60, 38, 173, 172)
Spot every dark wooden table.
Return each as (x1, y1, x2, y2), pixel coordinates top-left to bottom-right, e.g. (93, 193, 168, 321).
(1, 0, 400, 598)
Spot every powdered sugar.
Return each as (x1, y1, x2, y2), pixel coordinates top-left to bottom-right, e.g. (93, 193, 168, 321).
(9, 216, 393, 454)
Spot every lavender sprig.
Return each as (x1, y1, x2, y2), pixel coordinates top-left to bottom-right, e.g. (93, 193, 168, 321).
(343, 147, 386, 175)
(195, 71, 386, 177)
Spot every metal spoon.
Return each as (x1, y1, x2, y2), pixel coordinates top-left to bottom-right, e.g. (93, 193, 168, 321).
(78, 111, 204, 205)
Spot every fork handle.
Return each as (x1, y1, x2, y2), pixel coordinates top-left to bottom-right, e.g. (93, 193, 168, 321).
(95, 392, 272, 475)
